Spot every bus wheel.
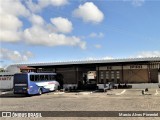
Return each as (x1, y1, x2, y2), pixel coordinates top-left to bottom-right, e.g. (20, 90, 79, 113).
(38, 88, 42, 95)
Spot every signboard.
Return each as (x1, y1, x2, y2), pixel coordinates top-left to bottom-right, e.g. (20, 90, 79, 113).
(0, 76, 13, 89)
(87, 71, 96, 80)
(0, 76, 12, 80)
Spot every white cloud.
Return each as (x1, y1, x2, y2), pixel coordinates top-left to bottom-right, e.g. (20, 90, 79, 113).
(40, 0, 68, 7)
(50, 17, 73, 33)
(23, 25, 86, 49)
(86, 51, 160, 61)
(24, 14, 86, 49)
(0, 13, 23, 42)
(85, 56, 113, 60)
(25, 51, 34, 58)
(131, 0, 145, 7)
(102, 56, 114, 60)
(0, 0, 86, 49)
(123, 0, 145, 7)
(0, 0, 30, 17)
(89, 32, 104, 38)
(135, 51, 160, 58)
(29, 14, 45, 26)
(94, 44, 102, 49)
(0, 0, 29, 42)
(0, 13, 22, 31)
(72, 2, 104, 23)
(25, 0, 42, 13)
(0, 48, 34, 62)
(26, 0, 68, 13)
(0, 30, 22, 42)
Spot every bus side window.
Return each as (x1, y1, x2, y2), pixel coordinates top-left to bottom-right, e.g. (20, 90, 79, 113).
(34, 75, 37, 81)
(51, 75, 55, 80)
(35, 75, 39, 81)
(50, 75, 52, 80)
(30, 75, 34, 81)
(30, 75, 32, 81)
(40, 75, 45, 81)
(48, 75, 51, 81)
(42, 75, 45, 81)
(45, 75, 48, 81)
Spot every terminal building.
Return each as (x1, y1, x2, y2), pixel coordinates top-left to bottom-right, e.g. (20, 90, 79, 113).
(5, 57, 160, 89)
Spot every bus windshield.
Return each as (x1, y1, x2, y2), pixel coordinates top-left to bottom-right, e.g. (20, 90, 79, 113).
(14, 74, 28, 84)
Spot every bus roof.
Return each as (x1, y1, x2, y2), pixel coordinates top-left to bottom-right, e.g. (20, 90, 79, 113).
(15, 72, 57, 75)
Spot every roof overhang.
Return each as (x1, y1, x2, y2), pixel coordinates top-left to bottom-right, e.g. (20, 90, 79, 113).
(13, 57, 160, 67)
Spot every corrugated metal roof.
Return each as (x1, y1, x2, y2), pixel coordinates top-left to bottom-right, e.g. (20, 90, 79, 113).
(13, 57, 160, 67)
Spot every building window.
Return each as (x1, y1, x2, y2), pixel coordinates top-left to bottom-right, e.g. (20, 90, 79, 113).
(111, 71, 114, 79)
(100, 71, 104, 83)
(106, 71, 109, 79)
(100, 72, 103, 79)
(116, 71, 120, 79)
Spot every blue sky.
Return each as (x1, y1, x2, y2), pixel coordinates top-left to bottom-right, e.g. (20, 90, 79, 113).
(0, 0, 160, 67)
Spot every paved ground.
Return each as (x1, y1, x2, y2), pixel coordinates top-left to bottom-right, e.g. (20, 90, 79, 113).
(0, 89, 160, 120)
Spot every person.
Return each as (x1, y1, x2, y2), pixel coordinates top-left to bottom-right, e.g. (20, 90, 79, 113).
(83, 74, 87, 84)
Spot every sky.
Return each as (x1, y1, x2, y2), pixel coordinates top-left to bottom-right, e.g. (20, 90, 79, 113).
(0, 0, 160, 68)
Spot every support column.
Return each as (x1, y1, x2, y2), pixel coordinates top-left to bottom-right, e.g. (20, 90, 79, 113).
(147, 63, 151, 83)
(96, 65, 99, 84)
(121, 64, 124, 83)
(76, 66, 79, 84)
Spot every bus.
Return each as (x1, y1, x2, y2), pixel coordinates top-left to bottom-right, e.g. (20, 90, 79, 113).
(13, 72, 62, 95)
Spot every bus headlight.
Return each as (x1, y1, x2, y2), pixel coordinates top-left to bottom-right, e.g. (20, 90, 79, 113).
(27, 86, 33, 91)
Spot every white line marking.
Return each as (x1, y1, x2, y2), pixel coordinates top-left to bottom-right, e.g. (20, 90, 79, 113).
(1, 91, 10, 95)
(115, 90, 126, 95)
(155, 89, 159, 95)
(54, 92, 64, 94)
(78, 92, 92, 95)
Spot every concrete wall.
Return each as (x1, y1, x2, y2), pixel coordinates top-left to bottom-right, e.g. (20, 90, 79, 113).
(0, 72, 14, 90)
(6, 65, 20, 73)
(129, 83, 159, 89)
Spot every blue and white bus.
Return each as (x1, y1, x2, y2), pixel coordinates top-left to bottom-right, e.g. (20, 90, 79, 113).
(13, 73, 62, 95)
